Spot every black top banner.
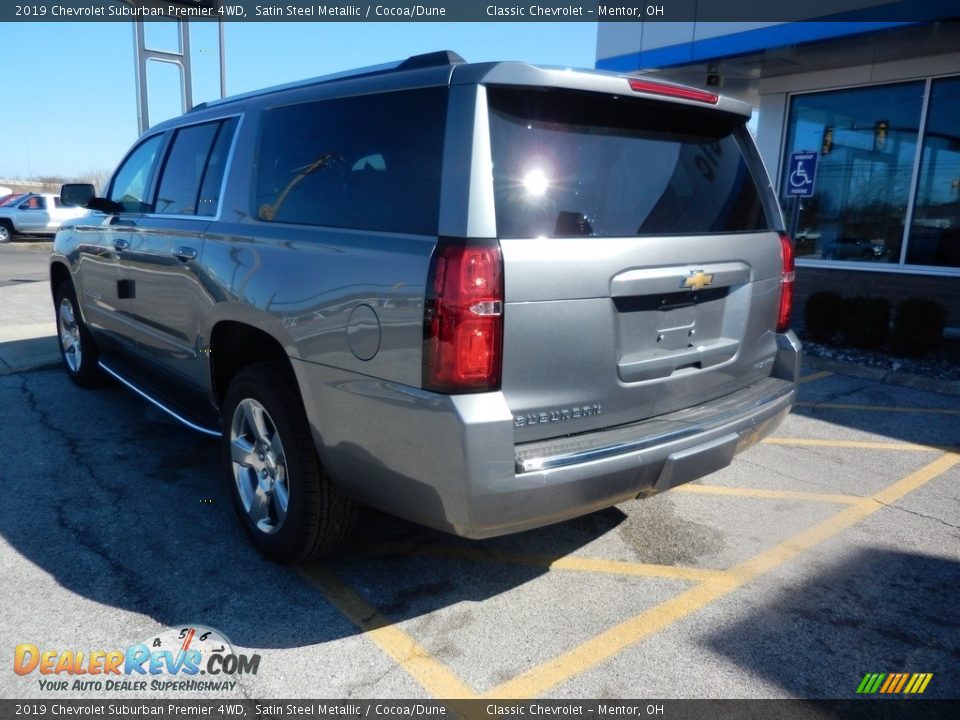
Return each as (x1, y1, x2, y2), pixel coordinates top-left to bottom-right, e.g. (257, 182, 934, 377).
(3, 0, 958, 22)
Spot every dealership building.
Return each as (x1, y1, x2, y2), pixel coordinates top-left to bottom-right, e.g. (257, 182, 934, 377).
(597, 13, 960, 332)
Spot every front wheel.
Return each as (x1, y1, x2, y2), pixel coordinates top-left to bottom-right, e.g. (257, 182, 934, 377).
(221, 363, 356, 562)
(0, 221, 13, 243)
(55, 283, 103, 387)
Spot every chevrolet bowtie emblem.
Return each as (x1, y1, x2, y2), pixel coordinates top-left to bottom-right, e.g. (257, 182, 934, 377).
(680, 270, 714, 291)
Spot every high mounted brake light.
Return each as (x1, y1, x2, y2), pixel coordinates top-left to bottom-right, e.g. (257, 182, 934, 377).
(627, 78, 719, 105)
(423, 239, 504, 393)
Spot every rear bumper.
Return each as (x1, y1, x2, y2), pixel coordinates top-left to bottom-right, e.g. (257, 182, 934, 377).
(293, 330, 801, 539)
(473, 375, 793, 537)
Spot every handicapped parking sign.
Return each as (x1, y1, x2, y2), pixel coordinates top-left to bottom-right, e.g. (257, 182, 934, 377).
(786, 151, 818, 197)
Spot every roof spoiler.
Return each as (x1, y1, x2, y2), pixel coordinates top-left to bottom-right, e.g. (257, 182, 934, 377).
(399, 50, 466, 70)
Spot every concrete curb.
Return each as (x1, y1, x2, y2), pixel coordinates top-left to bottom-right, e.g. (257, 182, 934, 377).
(802, 353, 960, 398)
(0, 280, 60, 375)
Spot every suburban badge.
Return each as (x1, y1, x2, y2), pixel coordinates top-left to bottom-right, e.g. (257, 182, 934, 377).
(515, 404, 603, 428)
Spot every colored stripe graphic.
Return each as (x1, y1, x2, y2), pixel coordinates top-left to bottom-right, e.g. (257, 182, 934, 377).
(905, 673, 934, 694)
(879, 674, 896, 693)
(857, 673, 884, 693)
(857, 672, 932, 694)
(893, 674, 909, 693)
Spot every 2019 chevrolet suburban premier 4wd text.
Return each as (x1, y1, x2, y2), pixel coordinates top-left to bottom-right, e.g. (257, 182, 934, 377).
(51, 51, 800, 562)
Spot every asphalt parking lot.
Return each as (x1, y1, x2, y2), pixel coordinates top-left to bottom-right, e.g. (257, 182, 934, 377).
(1, 352, 957, 701)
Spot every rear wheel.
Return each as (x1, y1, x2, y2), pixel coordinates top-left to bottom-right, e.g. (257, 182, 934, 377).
(0, 221, 13, 243)
(222, 362, 356, 562)
(55, 283, 103, 387)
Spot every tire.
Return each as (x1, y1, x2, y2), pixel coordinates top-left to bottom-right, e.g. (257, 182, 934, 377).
(55, 282, 104, 387)
(222, 362, 356, 562)
(0, 220, 13, 243)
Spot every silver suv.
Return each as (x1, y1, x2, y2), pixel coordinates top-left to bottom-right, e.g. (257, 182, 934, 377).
(51, 51, 800, 562)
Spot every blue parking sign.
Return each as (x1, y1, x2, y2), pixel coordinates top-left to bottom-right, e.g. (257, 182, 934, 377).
(786, 152, 818, 197)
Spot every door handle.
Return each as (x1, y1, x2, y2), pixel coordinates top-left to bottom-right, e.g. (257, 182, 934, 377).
(113, 238, 129, 251)
(173, 247, 198, 262)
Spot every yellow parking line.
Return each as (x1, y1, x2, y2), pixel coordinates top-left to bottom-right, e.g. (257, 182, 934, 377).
(300, 566, 479, 699)
(798, 370, 833, 384)
(673, 483, 862, 505)
(484, 578, 738, 699)
(796, 401, 960, 415)
(487, 452, 959, 699)
(727, 452, 957, 583)
(763, 438, 942, 452)
(355, 541, 722, 583)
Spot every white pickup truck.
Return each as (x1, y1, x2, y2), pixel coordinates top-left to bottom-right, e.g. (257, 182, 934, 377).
(0, 193, 88, 242)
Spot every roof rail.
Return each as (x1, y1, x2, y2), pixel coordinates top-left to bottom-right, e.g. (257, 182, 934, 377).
(189, 50, 466, 114)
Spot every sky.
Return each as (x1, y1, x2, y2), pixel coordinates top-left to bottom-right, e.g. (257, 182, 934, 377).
(0, 21, 599, 182)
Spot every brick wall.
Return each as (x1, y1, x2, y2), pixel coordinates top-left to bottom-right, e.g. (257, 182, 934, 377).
(792, 265, 960, 331)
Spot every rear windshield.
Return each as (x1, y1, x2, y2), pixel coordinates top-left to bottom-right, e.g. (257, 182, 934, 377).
(487, 87, 771, 239)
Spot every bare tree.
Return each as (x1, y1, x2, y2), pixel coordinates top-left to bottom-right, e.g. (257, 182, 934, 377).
(75, 168, 112, 194)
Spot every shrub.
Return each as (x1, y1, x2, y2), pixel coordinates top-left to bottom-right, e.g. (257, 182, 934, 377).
(840, 297, 890, 349)
(803, 291, 842, 342)
(889, 297, 946, 357)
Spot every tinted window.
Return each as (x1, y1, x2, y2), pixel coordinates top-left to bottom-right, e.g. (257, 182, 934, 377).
(256, 88, 447, 235)
(154, 121, 221, 215)
(487, 87, 770, 238)
(110, 134, 164, 213)
(197, 117, 238, 217)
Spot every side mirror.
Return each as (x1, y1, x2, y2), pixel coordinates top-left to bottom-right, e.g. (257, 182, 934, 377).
(60, 183, 123, 214)
(86, 197, 125, 214)
(60, 183, 95, 207)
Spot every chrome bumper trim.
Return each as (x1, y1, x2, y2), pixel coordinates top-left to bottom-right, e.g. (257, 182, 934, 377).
(516, 381, 794, 473)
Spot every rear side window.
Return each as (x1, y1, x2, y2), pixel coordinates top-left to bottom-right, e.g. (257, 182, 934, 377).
(256, 88, 447, 235)
(197, 118, 238, 216)
(487, 87, 771, 239)
(154, 118, 237, 216)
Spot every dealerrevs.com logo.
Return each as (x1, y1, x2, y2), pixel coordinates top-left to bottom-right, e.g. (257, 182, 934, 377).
(13, 625, 260, 693)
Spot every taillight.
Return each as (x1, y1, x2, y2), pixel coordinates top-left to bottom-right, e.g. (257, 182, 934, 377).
(777, 232, 795, 333)
(423, 239, 504, 393)
(627, 78, 719, 105)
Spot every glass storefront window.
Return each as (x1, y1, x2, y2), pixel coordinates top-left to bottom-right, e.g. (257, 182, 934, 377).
(782, 82, 924, 264)
(907, 77, 960, 268)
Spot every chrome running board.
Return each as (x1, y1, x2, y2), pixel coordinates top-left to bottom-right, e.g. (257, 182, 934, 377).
(98, 360, 222, 438)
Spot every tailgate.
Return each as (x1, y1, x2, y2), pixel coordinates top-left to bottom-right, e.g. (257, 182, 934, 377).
(485, 85, 785, 442)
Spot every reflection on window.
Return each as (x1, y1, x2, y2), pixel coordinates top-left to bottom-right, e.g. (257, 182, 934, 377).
(783, 82, 923, 264)
(155, 121, 220, 215)
(488, 87, 770, 239)
(907, 77, 960, 268)
(255, 88, 446, 235)
(110, 134, 164, 213)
